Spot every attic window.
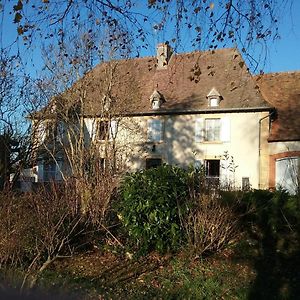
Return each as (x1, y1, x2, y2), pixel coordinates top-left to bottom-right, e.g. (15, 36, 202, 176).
(150, 90, 165, 110)
(207, 87, 222, 107)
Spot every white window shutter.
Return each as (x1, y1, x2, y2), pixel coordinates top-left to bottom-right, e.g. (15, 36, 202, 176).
(55, 160, 63, 181)
(221, 117, 230, 142)
(194, 159, 204, 169)
(195, 118, 204, 142)
(84, 119, 95, 140)
(155, 120, 162, 141)
(147, 119, 153, 141)
(110, 120, 118, 139)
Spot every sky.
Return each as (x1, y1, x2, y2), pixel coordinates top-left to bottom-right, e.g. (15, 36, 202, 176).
(259, 0, 300, 73)
(1, 0, 300, 75)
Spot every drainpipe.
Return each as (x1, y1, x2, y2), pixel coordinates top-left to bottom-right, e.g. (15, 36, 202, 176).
(258, 110, 275, 189)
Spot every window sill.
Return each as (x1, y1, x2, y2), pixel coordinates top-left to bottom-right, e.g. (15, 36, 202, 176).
(196, 141, 223, 144)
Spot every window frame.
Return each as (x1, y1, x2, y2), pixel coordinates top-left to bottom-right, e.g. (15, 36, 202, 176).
(204, 118, 221, 142)
(97, 120, 109, 141)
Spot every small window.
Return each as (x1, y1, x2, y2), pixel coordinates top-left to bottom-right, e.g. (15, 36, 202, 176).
(146, 158, 162, 169)
(97, 121, 109, 140)
(152, 100, 161, 110)
(147, 119, 163, 142)
(205, 118, 221, 141)
(242, 177, 250, 190)
(209, 97, 219, 107)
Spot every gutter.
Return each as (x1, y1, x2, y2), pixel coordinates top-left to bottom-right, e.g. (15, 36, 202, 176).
(84, 106, 274, 118)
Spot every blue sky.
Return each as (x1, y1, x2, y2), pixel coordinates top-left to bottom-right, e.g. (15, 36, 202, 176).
(259, 0, 300, 73)
(1, 0, 300, 75)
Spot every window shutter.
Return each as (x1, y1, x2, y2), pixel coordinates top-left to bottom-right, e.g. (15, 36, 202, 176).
(194, 159, 204, 169)
(110, 120, 118, 139)
(221, 117, 230, 142)
(147, 119, 154, 141)
(85, 119, 96, 140)
(195, 118, 204, 142)
(55, 160, 63, 181)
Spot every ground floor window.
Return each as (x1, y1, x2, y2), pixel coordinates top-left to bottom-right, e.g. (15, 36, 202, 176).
(276, 157, 299, 194)
(205, 159, 220, 186)
(146, 158, 162, 169)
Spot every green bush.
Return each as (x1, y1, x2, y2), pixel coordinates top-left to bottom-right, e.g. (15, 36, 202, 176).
(117, 165, 190, 254)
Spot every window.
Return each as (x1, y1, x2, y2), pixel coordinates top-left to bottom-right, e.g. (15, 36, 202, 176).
(205, 118, 221, 141)
(242, 177, 250, 190)
(195, 117, 230, 143)
(97, 120, 109, 140)
(205, 159, 220, 186)
(146, 158, 162, 169)
(43, 162, 56, 182)
(205, 160, 220, 177)
(209, 97, 219, 107)
(276, 157, 299, 195)
(147, 119, 163, 142)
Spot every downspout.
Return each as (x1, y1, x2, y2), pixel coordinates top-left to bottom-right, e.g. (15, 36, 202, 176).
(258, 110, 275, 189)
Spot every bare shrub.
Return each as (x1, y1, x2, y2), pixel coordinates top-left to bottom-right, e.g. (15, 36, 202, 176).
(0, 191, 35, 268)
(184, 193, 240, 255)
(0, 174, 118, 291)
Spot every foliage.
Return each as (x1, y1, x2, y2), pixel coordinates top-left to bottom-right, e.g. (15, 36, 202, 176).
(117, 165, 190, 254)
(240, 189, 300, 236)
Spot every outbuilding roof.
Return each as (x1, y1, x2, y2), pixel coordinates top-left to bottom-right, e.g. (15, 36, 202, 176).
(256, 72, 300, 142)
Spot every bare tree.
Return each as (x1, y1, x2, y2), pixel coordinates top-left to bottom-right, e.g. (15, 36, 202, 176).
(7, 0, 292, 71)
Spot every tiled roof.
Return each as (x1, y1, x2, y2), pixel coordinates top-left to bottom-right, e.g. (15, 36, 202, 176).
(77, 47, 270, 115)
(34, 48, 271, 119)
(255, 72, 300, 142)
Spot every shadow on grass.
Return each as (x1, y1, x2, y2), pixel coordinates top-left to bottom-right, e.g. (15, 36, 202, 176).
(247, 192, 300, 300)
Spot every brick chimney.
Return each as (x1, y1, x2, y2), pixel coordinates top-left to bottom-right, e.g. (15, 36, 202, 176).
(156, 43, 173, 69)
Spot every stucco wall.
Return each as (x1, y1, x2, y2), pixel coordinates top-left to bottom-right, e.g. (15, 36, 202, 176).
(114, 111, 270, 189)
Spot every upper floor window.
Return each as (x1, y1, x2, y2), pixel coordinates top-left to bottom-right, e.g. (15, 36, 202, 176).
(97, 120, 109, 140)
(147, 119, 163, 142)
(195, 117, 230, 143)
(205, 118, 221, 141)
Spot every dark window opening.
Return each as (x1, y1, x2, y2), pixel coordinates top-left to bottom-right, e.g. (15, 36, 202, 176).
(146, 158, 162, 169)
(242, 177, 250, 190)
(98, 121, 109, 140)
(205, 160, 220, 177)
(205, 159, 220, 187)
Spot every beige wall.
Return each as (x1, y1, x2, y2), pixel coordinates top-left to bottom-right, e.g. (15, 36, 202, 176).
(269, 141, 300, 155)
(111, 111, 270, 189)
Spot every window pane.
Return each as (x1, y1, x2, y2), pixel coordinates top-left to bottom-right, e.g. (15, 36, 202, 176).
(148, 119, 162, 142)
(276, 157, 299, 194)
(146, 158, 162, 169)
(205, 118, 221, 141)
(98, 121, 109, 140)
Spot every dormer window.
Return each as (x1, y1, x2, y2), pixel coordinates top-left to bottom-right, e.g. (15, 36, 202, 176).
(207, 87, 222, 107)
(150, 90, 165, 110)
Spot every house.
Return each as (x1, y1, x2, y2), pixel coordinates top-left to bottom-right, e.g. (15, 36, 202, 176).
(29, 44, 300, 192)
